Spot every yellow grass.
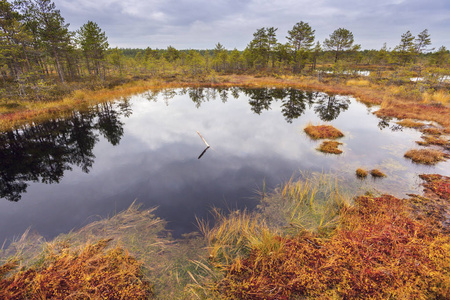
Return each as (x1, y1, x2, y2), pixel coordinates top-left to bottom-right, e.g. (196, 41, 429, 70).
(423, 90, 450, 105)
(346, 79, 370, 87)
(370, 169, 386, 178)
(404, 148, 447, 165)
(355, 168, 368, 178)
(396, 119, 425, 128)
(317, 140, 343, 154)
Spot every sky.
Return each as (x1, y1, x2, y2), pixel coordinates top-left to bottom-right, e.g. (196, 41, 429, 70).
(58, 0, 450, 50)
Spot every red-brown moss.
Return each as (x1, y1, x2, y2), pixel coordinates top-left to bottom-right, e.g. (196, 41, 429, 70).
(304, 124, 344, 140)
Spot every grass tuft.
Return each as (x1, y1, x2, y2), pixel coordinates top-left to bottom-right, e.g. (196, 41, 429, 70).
(396, 118, 425, 128)
(355, 168, 368, 178)
(304, 123, 344, 140)
(370, 169, 386, 178)
(317, 140, 343, 154)
(404, 148, 447, 165)
(346, 79, 370, 87)
(0, 240, 153, 299)
(421, 127, 444, 135)
(215, 193, 450, 299)
(417, 135, 449, 147)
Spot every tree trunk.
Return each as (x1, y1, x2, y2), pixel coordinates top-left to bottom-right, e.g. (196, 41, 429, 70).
(52, 45, 64, 83)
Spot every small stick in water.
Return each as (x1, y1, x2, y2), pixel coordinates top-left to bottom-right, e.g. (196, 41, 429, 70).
(198, 146, 210, 159)
(197, 131, 210, 147)
(197, 131, 211, 159)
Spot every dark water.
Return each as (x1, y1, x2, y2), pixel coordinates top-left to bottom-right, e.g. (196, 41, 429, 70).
(1, 87, 449, 243)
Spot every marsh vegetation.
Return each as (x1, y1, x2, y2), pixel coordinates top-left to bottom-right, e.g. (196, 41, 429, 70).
(1, 1, 450, 298)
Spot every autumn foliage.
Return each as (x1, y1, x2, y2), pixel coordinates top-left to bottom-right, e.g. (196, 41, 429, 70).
(214, 192, 450, 299)
(0, 240, 153, 299)
(304, 123, 344, 139)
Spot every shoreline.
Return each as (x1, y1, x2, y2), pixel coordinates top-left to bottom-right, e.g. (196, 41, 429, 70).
(1, 74, 449, 133)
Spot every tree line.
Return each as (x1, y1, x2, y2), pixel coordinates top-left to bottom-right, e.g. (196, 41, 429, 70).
(1, 0, 449, 101)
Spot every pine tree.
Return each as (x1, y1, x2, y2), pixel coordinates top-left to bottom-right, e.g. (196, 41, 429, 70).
(324, 28, 356, 62)
(77, 21, 109, 77)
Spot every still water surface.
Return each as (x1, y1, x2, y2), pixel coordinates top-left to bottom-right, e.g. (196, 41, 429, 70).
(1, 87, 449, 243)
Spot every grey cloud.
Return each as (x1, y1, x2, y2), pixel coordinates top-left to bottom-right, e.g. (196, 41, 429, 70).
(59, 0, 449, 50)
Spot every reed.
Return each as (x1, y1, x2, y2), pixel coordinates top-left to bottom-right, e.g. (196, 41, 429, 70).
(259, 173, 351, 236)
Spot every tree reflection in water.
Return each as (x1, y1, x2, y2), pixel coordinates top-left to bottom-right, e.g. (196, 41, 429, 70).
(0, 100, 131, 201)
(0, 87, 354, 202)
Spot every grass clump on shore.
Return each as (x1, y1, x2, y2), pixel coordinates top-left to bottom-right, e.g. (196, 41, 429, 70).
(304, 123, 344, 140)
(0, 202, 207, 299)
(356, 168, 368, 178)
(317, 140, 343, 154)
(421, 127, 444, 135)
(209, 190, 450, 299)
(396, 118, 425, 128)
(404, 148, 447, 164)
(0, 240, 153, 299)
(417, 135, 449, 147)
(370, 169, 386, 178)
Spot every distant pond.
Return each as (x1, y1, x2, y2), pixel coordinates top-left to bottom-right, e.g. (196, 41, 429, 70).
(1, 87, 449, 243)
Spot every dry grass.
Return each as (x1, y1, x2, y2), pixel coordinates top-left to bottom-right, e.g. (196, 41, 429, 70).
(198, 208, 275, 269)
(396, 118, 425, 128)
(375, 102, 450, 134)
(346, 79, 370, 87)
(421, 127, 444, 135)
(423, 90, 450, 105)
(317, 140, 343, 154)
(355, 168, 368, 178)
(417, 135, 449, 147)
(2, 74, 450, 134)
(404, 148, 447, 165)
(0, 202, 208, 299)
(0, 240, 153, 299)
(213, 187, 450, 300)
(304, 123, 344, 140)
(370, 169, 386, 178)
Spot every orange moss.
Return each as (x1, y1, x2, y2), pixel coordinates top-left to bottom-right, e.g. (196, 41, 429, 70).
(304, 124, 344, 140)
(419, 174, 450, 201)
(217, 194, 449, 299)
(317, 140, 343, 154)
(376, 102, 450, 134)
(404, 148, 447, 165)
(0, 240, 153, 299)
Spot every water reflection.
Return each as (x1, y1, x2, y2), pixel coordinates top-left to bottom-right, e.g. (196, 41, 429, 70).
(3, 87, 447, 244)
(0, 88, 389, 203)
(0, 101, 130, 201)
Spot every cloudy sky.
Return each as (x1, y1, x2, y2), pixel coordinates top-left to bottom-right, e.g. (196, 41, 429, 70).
(58, 0, 450, 50)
